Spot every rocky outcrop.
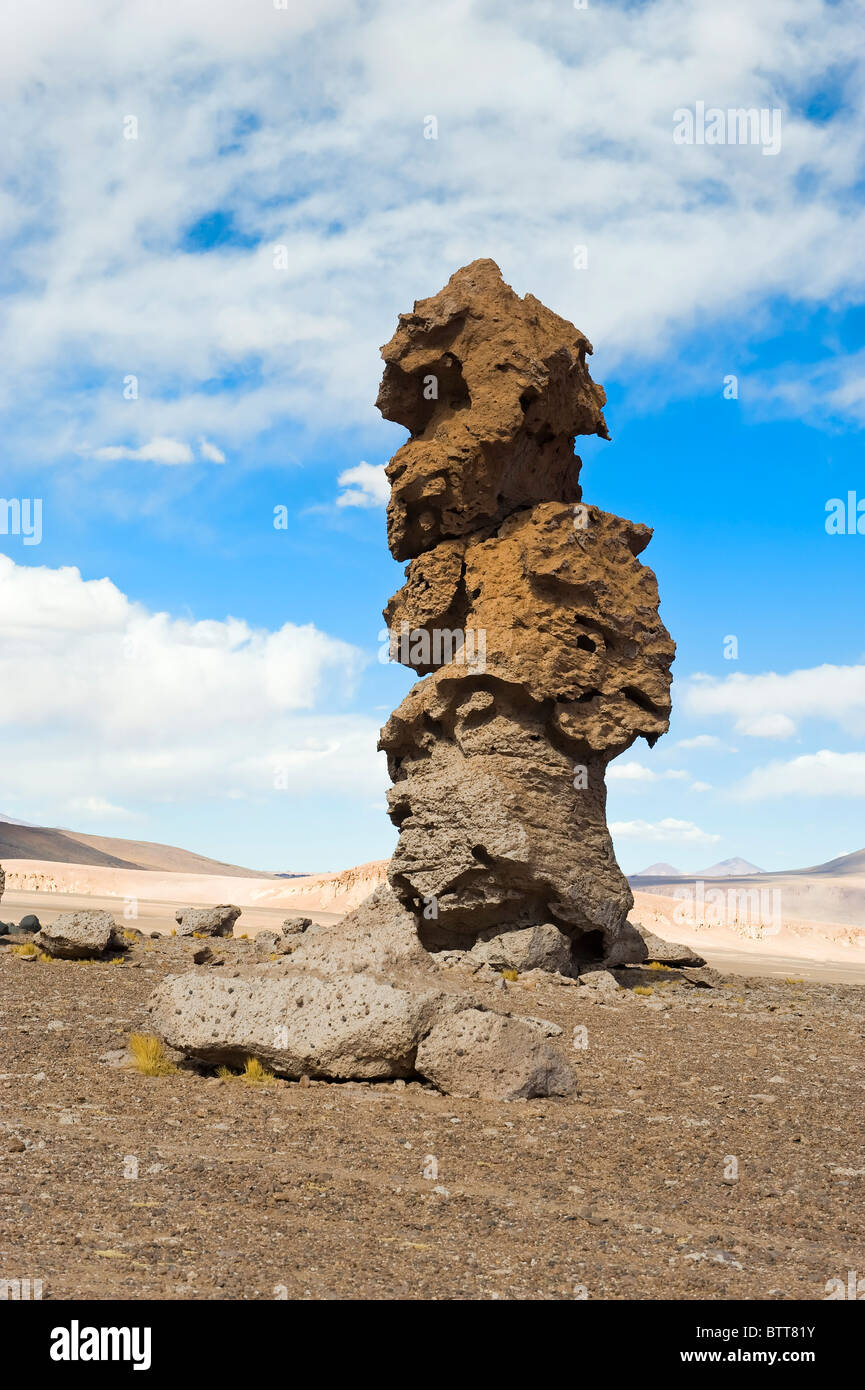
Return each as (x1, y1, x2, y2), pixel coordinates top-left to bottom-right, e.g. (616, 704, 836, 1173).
(379, 260, 675, 964)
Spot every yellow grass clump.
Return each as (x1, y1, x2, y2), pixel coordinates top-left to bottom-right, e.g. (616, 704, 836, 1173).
(216, 1056, 277, 1086)
(128, 1033, 178, 1077)
(11, 942, 53, 962)
(633, 985, 654, 996)
(501, 969, 518, 982)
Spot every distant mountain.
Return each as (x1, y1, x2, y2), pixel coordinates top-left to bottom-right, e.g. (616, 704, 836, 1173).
(800, 848, 865, 877)
(632, 861, 682, 878)
(628, 847, 865, 929)
(0, 812, 39, 827)
(698, 857, 764, 877)
(0, 819, 274, 878)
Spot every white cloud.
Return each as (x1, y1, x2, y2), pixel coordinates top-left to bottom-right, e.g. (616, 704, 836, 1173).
(199, 437, 226, 463)
(676, 734, 723, 750)
(684, 665, 865, 737)
(737, 750, 865, 800)
(92, 437, 195, 465)
(608, 761, 689, 783)
(736, 712, 797, 739)
(610, 817, 721, 845)
(1, 0, 864, 471)
(689, 781, 713, 792)
(0, 555, 383, 809)
(336, 462, 389, 509)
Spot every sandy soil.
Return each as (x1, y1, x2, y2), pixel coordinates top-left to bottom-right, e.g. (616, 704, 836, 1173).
(1, 931, 863, 1301)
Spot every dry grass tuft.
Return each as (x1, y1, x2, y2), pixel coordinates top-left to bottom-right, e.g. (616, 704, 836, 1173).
(128, 1033, 178, 1077)
(216, 1056, 277, 1086)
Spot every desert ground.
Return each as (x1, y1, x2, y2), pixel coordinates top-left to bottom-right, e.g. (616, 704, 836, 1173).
(1, 891, 864, 1301)
(2, 833, 864, 1302)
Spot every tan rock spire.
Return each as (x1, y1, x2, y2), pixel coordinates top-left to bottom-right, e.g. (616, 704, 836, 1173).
(378, 260, 675, 963)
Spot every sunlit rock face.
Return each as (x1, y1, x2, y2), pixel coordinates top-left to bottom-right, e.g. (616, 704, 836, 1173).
(378, 260, 675, 962)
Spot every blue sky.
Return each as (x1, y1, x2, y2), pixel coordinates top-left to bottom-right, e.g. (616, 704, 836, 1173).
(0, 0, 863, 874)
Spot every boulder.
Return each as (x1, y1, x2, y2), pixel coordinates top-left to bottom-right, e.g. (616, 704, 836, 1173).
(415, 1008, 577, 1100)
(146, 968, 465, 1082)
(174, 904, 241, 938)
(18, 914, 41, 933)
(36, 910, 115, 959)
(281, 915, 313, 938)
(469, 923, 576, 976)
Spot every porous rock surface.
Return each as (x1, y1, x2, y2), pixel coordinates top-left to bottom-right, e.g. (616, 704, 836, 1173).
(415, 1008, 577, 1101)
(37, 910, 116, 959)
(379, 260, 675, 961)
(175, 904, 241, 938)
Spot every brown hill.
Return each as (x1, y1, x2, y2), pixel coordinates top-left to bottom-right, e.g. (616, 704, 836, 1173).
(0, 821, 273, 878)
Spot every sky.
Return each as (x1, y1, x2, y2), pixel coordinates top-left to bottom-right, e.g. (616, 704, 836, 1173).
(0, 0, 863, 875)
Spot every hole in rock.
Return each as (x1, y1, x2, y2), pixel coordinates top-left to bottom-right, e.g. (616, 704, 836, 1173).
(571, 929, 606, 965)
(622, 685, 663, 717)
(575, 633, 596, 652)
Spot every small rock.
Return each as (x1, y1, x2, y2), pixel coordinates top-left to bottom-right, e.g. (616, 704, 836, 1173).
(281, 916, 313, 938)
(577, 969, 621, 997)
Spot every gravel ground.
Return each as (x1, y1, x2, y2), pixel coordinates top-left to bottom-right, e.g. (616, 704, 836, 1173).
(1, 933, 863, 1301)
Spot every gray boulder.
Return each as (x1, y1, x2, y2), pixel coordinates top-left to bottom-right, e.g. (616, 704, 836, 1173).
(415, 1008, 577, 1100)
(19, 914, 41, 933)
(146, 968, 465, 1081)
(36, 910, 115, 959)
(175, 904, 241, 938)
(469, 922, 576, 976)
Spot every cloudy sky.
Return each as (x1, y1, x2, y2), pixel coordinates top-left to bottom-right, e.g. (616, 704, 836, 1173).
(0, 0, 863, 873)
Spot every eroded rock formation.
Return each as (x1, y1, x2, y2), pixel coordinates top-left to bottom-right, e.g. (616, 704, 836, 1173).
(145, 258, 673, 1099)
(379, 259, 675, 964)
